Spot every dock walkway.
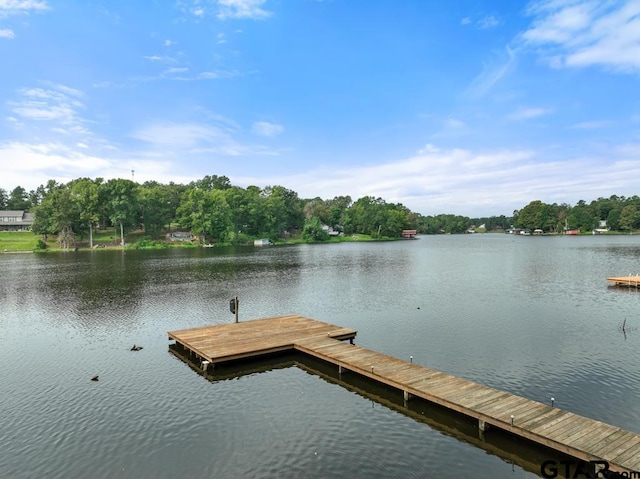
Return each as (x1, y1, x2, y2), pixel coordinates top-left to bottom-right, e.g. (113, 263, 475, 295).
(168, 315, 640, 474)
(608, 275, 640, 287)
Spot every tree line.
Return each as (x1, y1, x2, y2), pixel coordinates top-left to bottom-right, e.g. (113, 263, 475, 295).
(2, 178, 640, 245)
(0, 176, 419, 246)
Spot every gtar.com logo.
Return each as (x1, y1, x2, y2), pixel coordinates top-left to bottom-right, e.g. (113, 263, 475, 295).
(540, 460, 640, 478)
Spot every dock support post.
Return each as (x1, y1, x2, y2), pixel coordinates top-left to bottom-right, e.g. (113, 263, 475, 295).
(338, 365, 343, 375)
(479, 419, 489, 432)
(403, 390, 411, 407)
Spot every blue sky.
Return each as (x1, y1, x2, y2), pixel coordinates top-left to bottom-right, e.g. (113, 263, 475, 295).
(1, 0, 639, 217)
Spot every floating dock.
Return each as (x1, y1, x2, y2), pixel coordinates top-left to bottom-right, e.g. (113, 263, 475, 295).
(168, 315, 640, 474)
(608, 275, 640, 287)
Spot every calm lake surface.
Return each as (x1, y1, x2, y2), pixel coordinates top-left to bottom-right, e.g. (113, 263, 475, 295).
(2, 234, 640, 479)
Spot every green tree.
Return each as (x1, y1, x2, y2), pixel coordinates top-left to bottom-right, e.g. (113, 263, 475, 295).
(177, 188, 232, 243)
(191, 175, 231, 191)
(101, 179, 139, 246)
(7, 186, 31, 210)
(262, 186, 303, 237)
(302, 198, 330, 224)
(32, 184, 80, 249)
(517, 200, 553, 231)
(70, 178, 101, 247)
(139, 182, 176, 238)
(301, 216, 329, 241)
(566, 200, 596, 231)
(619, 205, 640, 234)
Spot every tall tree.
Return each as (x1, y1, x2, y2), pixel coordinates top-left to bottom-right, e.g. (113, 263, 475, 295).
(619, 205, 639, 234)
(101, 179, 139, 246)
(7, 186, 31, 210)
(139, 182, 175, 238)
(70, 178, 101, 247)
(177, 187, 232, 242)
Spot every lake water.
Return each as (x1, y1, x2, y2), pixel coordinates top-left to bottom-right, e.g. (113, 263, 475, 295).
(2, 234, 640, 479)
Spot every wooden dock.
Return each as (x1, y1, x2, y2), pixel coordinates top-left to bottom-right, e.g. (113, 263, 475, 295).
(608, 275, 640, 287)
(168, 315, 640, 474)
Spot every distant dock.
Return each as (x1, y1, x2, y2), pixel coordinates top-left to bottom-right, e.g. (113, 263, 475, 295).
(607, 275, 640, 287)
(169, 315, 640, 474)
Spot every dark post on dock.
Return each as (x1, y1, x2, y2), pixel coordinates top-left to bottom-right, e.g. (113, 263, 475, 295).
(229, 296, 239, 323)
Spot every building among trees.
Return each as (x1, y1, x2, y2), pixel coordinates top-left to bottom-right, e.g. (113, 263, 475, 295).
(0, 210, 34, 232)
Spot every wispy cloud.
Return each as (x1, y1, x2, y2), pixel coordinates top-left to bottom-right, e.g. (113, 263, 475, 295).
(0, 0, 49, 17)
(460, 17, 471, 25)
(464, 46, 517, 99)
(143, 55, 176, 63)
(217, 0, 272, 20)
(0, 27, 14, 38)
(445, 117, 465, 128)
(177, 0, 272, 21)
(164, 67, 189, 74)
(508, 106, 553, 120)
(522, 0, 640, 72)
(478, 14, 500, 29)
(8, 85, 84, 125)
(198, 70, 237, 79)
(131, 122, 231, 149)
(252, 121, 283, 137)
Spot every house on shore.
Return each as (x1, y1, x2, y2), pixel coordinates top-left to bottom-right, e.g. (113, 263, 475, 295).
(402, 229, 417, 239)
(0, 210, 34, 232)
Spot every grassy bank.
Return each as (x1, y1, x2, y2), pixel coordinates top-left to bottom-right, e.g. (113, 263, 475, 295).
(0, 232, 46, 252)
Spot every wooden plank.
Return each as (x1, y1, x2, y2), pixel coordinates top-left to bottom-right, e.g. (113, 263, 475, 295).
(606, 436, 640, 464)
(570, 426, 620, 452)
(592, 431, 639, 459)
(549, 420, 608, 446)
(543, 415, 594, 441)
(520, 409, 566, 431)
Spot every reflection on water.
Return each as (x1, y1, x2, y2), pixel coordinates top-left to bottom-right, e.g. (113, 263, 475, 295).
(2, 235, 640, 478)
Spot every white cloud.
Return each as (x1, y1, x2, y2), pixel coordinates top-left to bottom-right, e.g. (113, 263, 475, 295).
(252, 121, 283, 137)
(0, 27, 14, 38)
(217, 0, 271, 20)
(508, 107, 553, 120)
(478, 15, 500, 29)
(164, 39, 175, 46)
(0, 140, 188, 190)
(522, 0, 640, 72)
(445, 117, 465, 128)
(235, 143, 640, 216)
(198, 70, 237, 79)
(0, 0, 49, 17)
(164, 67, 189, 74)
(8, 86, 84, 124)
(465, 46, 517, 99)
(131, 122, 230, 149)
(461, 17, 471, 25)
(144, 55, 174, 62)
